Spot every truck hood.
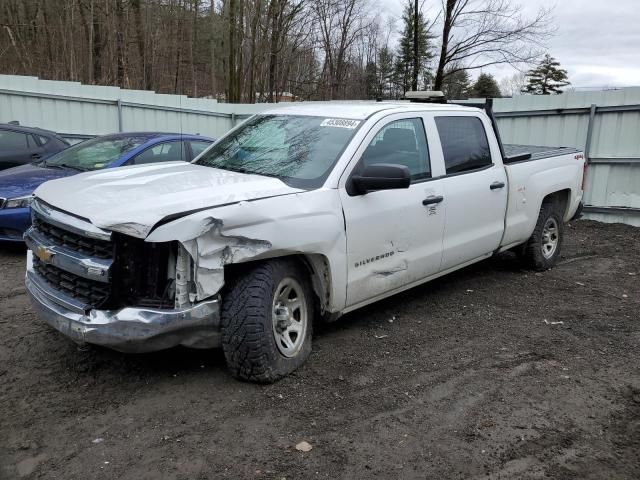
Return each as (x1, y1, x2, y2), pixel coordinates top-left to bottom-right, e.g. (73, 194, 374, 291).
(34, 162, 304, 238)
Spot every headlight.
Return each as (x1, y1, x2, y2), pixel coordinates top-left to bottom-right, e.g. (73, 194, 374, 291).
(4, 195, 34, 209)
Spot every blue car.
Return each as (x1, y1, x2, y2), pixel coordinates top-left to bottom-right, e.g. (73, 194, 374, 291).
(0, 132, 214, 242)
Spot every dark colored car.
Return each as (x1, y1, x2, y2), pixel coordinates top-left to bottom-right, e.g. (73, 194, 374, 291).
(0, 123, 70, 170)
(0, 132, 215, 241)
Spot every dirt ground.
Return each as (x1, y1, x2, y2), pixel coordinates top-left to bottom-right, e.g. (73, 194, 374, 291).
(0, 219, 639, 480)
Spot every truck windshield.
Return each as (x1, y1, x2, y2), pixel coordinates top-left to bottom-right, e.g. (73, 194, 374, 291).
(195, 114, 360, 188)
(44, 136, 148, 171)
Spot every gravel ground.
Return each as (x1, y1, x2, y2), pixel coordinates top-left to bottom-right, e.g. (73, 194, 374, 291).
(1, 219, 639, 480)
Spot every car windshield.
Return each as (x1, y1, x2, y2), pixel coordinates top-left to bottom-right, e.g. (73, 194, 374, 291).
(45, 135, 149, 170)
(195, 114, 361, 188)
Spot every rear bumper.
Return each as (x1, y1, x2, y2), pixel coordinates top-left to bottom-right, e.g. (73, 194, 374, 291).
(25, 252, 221, 352)
(0, 207, 30, 242)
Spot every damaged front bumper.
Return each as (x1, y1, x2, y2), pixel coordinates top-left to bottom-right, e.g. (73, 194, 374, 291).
(25, 254, 221, 353)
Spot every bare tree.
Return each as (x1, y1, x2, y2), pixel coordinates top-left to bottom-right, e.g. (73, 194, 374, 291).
(313, 0, 373, 100)
(0, 0, 420, 102)
(433, 0, 551, 90)
(498, 71, 526, 97)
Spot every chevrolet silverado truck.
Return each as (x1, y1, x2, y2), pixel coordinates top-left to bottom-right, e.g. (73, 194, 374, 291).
(25, 98, 586, 382)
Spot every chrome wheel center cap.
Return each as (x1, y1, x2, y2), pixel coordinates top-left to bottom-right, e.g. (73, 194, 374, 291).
(274, 305, 292, 332)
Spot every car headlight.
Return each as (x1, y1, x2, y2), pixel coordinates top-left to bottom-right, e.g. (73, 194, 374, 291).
(4, 195, 34, 209)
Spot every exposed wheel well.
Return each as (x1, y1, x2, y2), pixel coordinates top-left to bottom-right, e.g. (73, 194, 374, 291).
(542, 189, 571, 219)
(223, 253, 332, 317)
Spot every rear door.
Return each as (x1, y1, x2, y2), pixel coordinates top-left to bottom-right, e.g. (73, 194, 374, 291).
(129, 141, 188, 165)
(188, 139, 214, 160)
(0, 128, 43, 169)
(339, 114, 446, 308)
(433, 114, 508, 271)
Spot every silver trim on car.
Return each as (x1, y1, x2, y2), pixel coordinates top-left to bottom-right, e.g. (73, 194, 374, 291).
(26, 253, 222, 352)
(26, 257, 90, 314)
(31, 198, 112, 241)
(24, 227, 113, 283)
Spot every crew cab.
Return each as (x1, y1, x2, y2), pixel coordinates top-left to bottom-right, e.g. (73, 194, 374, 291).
(25, 100, 586, 382)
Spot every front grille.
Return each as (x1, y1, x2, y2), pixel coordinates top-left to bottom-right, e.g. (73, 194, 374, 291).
(30, 201, 175, 311)
(33, 256, 111, 307)
(32, 215, 113, 259)
(30, 203, 115, 309)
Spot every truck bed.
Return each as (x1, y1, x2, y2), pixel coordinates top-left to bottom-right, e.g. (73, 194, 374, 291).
(504, 144, 581, 162)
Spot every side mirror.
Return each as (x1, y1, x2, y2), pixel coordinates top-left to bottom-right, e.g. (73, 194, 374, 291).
(351, 163, 411, 195)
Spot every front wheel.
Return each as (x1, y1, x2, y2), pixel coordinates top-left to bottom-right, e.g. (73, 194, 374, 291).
(520, 201, 564, 270)
(220, 258, 313, 383)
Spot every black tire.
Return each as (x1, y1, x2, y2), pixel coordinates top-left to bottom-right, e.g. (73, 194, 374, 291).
(520, 200, 564, 271)
(220, 258, 313, 383)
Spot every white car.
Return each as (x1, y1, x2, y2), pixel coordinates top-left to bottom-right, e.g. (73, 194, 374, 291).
(25, 99, 586, 382)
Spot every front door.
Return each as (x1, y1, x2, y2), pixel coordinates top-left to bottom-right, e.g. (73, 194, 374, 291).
(340, 115, 446, 308)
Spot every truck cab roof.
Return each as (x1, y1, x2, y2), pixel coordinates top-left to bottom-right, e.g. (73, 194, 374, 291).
(260, 102, 480, 120)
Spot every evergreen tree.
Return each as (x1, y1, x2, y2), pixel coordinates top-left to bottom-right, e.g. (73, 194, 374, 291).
(522, 54, 570, 94)
(394, 0, 434, 95)
(377, 46, 395, 99)
(365, 61, 379, 99)
(441, 69, 471, 99)
(471, 73, 501, 98)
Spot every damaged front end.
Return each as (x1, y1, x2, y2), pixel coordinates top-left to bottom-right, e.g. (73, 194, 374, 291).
(148, 215, 272, 302)
(24, 199, 221, 352)
(25, 187, 345, 353)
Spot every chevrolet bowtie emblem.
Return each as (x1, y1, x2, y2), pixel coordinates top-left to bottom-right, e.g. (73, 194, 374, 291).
(35, 245, 55, 263)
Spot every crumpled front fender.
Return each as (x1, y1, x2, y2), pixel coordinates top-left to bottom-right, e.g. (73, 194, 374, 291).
(144, 190, 347, 311)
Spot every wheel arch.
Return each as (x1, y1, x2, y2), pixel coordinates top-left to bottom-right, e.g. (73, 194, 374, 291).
(223, 252, 337, 320)
(541, 188, 571, 219)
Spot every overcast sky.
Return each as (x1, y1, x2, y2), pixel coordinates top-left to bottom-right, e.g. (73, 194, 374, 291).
(379, 0, 640, 88)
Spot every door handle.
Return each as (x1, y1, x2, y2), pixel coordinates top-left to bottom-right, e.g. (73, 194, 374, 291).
(490, 181, 505, 190)
(422, 195, 444, 206)
(31, 153, 41, 159)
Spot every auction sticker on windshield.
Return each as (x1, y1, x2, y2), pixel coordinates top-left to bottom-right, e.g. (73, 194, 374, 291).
(320, 118, 361, 129)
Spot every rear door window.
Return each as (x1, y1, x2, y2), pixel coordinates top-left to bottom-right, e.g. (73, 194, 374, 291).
(435, 116, 492, 174)
(0, 130, 30, 151)
(132, 141, 187, 165)
(27, 135, 39, 148)
(190, 140, 212, 159)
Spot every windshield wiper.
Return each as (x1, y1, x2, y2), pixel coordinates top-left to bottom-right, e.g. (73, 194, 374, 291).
(42, 162, 64, 169)
(42, 162, 86, 171)
(223, 166, 279, 178)
(57, 164, 88, 172)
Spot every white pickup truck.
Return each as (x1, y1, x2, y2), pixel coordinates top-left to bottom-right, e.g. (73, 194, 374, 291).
(25, 98, 586, 382)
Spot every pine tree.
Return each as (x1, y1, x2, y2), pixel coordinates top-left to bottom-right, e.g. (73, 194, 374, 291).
(394, 0, 434, 94)
(377, 46, 395, 99)
(522, 54, 570, 95)
(472, 73, 501, 98)
(365, 61, 378, 99)
(441, 69, 471, 99)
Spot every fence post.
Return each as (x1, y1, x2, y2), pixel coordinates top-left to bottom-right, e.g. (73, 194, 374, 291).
(116, 99, 123, 132)
(584, 103, 597, 163)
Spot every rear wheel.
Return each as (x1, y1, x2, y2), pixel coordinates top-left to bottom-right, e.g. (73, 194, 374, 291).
(520, 201, 564, 270)
(220, 258, 313, 383)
